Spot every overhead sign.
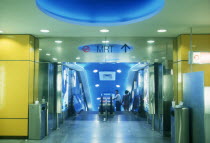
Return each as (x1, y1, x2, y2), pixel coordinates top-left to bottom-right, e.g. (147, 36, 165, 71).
(78, 44, 133, 53)
(190, 51, 210, 64)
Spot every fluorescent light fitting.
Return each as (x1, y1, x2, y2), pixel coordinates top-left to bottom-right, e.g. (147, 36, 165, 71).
(100, 29, 109, 33)
(95, 84, 100, 87)
(76, 57, 80, 60)
(39, 49, 42, 51)
(147, 40, 155, 43)
(157, 29, 167, 33)
(116, 85, 120, 88)
(53, 58, 57, 61)
(0, 30, 3, 33)
(93, 70, 98, 73)
(102, 40, 109, 43)
(40, 29, 50, 33)
(116, 70, 122, 73)
(55, 40, 62, 43)
(46, 53, 51, 56)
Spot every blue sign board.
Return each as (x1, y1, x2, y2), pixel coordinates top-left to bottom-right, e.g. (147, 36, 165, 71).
(78, 44, 134, 53)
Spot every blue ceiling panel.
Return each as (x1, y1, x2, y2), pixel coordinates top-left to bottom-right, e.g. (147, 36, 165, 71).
(36, 0, 165, 26)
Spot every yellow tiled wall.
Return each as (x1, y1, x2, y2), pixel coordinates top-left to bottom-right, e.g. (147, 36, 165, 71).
(173, 34, 210, 103)
(0, 35, 39, 136)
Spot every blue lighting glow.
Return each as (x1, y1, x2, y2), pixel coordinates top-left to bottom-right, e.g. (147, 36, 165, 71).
(77, 62, 137, 111)
(36, 0, 165, 26)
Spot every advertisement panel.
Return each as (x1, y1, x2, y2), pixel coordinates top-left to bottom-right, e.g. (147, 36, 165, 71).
(144, 67, 149, 112)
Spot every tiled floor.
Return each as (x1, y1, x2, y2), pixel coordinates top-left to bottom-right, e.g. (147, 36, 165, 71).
(0, 112, 170, 143)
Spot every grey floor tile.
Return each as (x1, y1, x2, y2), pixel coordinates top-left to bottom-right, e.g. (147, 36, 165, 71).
(0, 111, 170, 143)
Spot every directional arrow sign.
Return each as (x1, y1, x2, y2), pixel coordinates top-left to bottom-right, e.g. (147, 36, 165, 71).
(78, 44, 133, 53)
(121, 44, 130, 53)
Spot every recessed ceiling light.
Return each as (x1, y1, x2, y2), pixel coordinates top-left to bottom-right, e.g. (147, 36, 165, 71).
(46, 53, 51, 56)
(102, 40, 109, 43)
(100, 29, 109, 33)
(93, 70, 98, 73)
(0, 30, 3, 33)
(40, 29, 50, 33)
(95, 84, 100, 87)
(55, 40, 62, 43)
(116, 85, 120, 88)
(157, 29, 167, 33)
(39, 49, 42, 51)
(147, 40, 155, 43)
(76, 57, 80, 60)
(53, 58, 57, 61)
(116, 70, 122, 73)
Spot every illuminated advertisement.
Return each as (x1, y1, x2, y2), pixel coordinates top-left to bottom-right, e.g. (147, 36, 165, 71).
(138, 70, 144, 96)
(71, 70, 77, 88)
(62, 64, 87, 113)
(143, 67, 149, 112)
(62, 66, 70, 111)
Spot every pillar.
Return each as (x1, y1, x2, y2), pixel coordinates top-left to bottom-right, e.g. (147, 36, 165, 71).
(0, 35, 39, 136)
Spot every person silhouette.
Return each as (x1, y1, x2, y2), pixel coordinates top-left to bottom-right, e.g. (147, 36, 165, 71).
(113, 90, 121, 111)
(122, 90, 130, 111)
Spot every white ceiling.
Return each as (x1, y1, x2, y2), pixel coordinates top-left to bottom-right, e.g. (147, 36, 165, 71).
(0, 0, 210, 62)
(0, 0, 210, 37)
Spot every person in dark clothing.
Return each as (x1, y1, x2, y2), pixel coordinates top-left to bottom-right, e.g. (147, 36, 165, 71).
(113, 90, 121, 111)
(122, 90, 130, 111)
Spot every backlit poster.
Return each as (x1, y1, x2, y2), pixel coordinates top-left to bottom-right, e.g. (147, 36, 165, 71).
(144, 67, 149, 112)
(62, 66, 70, 111)
(138, 70, 144, 96)
(72, 70, 77, 88)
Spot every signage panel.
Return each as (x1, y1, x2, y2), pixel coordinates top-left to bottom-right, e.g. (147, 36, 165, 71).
(190, 51, 210, 64)
(78, 44, 133, 53)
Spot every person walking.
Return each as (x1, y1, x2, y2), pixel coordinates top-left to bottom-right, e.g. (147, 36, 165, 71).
(113, 90, 121, 111)
(122, 90, 130, 111)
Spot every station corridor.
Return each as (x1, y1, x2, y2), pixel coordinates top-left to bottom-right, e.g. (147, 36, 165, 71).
(0, 112, 170, 143)
(1, 0, 210, 142)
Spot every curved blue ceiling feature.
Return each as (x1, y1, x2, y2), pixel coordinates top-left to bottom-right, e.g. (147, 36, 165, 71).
(36, 0, 165, 26)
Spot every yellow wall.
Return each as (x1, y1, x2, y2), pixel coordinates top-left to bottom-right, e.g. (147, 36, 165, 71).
(173, 34, 210, 103)
(0, 35, 39, 136)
